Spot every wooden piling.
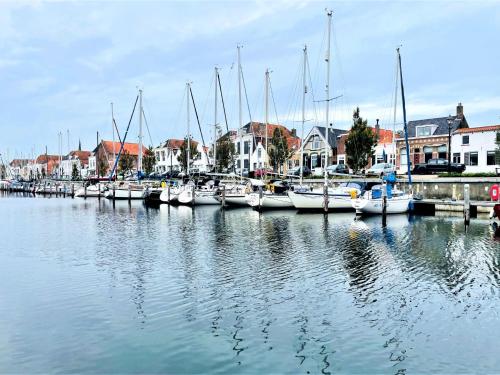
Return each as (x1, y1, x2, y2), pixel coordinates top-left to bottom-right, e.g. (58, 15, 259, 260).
(84, 183, 87, 199)
(191, 184, 195, 206)
(221, 185, 225, 208)
(464, 184, 470, 226)
(128, 184, 131, 201)
(323, 184, 329, 213)
(382, 183, 387, 226)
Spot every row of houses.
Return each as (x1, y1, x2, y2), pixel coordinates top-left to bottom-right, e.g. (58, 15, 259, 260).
(7, 102, 500, 180)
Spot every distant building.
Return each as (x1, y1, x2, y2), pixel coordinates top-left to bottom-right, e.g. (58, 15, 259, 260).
(232, 122, 300, 173)
(451, 125, 500, 173)
(59, 150, 91, 179)
(88, 141, 146, 177)
(336, 120, 395, 170)
(301, 125, 347, 170)
(395, 102, 469, 171)
(153, 138, 211, 173)
(32, 155, 60, 178)
(9, 159, 31, 180)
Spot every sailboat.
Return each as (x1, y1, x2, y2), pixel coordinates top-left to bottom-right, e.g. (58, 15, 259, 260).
(104, 89, 146, 200)
(219, 45, 250, 207)
(352, 48, 413, 215)
(288, 10, 356, 211)
(245, 69, 293, 209)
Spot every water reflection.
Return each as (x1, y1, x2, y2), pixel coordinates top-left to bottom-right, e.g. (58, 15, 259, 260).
(0, 196, 498, 373)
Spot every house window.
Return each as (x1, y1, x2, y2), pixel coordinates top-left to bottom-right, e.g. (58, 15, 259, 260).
(423, 146, 433, 162)
(464, 152, 478, 166)
(487, 151, 496, 165)
(244, 159, 249, 169)
(437, 145, 447, 159)
(338, 157, 345, 165)
(416, 126, 433, 137)
(156, 152, 160, 162)
(312, 135, 321, 150)
(258, 149, 262, 158)
(244, 141, 250, 154)
(161, 151, 165, 161)
(462, 135, 469, 145)
(311, 154, 318, 168)
(452, 153, 461, 163)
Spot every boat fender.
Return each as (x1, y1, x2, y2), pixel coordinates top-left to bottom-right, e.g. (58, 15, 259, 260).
(349, 189, 357, 199)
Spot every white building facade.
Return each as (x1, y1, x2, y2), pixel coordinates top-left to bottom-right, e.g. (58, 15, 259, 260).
(154, 139, 212, 173)
(451, 125, 499, 173)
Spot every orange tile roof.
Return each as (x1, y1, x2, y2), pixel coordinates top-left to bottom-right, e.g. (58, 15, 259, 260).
(248, 121, 301, 150)
(163, 138, 199, 149)
(9, 159, 30, 167)
(101, 141, 147, 156)
(454, 125, 500, 134)
(35, 155, 60, 164)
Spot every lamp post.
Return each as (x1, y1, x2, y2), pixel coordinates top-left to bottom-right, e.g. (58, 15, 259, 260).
(447, 115, 453, 174)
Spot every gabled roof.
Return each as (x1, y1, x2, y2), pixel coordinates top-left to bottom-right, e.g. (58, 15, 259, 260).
(96, 141, 147, 156)
(243, 121, 301, 150)
(9, 159, 30, 167)
(314, 126, 348, 148)
(35, 155, 60, 164)
(159, 139, 200, 150)
(454, 124, 500, 134)
(407, 115, 468, 137)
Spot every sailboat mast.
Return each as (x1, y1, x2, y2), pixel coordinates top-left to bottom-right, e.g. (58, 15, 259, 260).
(324, 10, 332, 186)
(214, 66, 218, 173)
(265, 68, 269, 171)
(186, 82, 191, 175)
(397, 48, 412, 186)
(238, 45, 243, 178)
(111, 102, 115, 167)
(138, 89, 143, 175)
(300, 45, 307, 185)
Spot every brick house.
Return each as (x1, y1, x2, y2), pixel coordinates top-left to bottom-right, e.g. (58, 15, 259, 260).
(395, 103, 469, 172)
(88, 141, 146, 177)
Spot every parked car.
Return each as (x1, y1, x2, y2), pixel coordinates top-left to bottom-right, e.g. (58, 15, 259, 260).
(365, 163, 395, 177)
(412, 158, 465, 174)
(235, 168, 249, 177)
(326, 164, 349, 176)
(287, 166, 311, 177)
(254, 168, 274, 178)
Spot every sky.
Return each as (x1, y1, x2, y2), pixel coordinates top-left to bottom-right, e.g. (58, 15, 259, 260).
(0, 0, 499, 160)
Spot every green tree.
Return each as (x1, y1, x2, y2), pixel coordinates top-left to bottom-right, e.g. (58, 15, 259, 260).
(177, 137, 199, 173)
(345, 107, 378, 174)
(71, 163, 79, 181)
(118, 150, 134, 178)
(268, 128, 291, 173)
(97, 155, 109, 178)
(143, 146, 156, 175)
(215, 135, 235, 172)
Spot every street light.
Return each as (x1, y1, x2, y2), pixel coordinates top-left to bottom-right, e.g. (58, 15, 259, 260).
(447, 115, 453, 174)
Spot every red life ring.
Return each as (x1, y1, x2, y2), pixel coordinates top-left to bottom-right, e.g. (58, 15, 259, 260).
(490, 184, 499, 201)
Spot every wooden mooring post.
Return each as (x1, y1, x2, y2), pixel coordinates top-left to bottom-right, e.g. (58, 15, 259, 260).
(128, 184, 131, 201)
(323, 184, 329, 213)
(382, 183, 387, 226)
(464, 184, 470, 226)
(220, 185, 225, 208)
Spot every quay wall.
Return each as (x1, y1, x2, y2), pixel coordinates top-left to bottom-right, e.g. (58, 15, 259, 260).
(302, 177, 500, 201)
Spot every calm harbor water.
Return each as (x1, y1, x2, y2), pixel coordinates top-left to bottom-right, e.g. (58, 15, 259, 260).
(0, 193, 499, 374)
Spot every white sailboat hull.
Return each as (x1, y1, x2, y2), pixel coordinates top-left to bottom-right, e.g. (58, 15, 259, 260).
(104, 188, 144, 200)
(221, 195, 248, 206)
(352, 194, 412, 214)
(178, 189, 219, 205)
(287, 190, 355, 210)
(75, 185, 102, 198)
(159, 187, 182, 203)
(246, 193, 294, 209)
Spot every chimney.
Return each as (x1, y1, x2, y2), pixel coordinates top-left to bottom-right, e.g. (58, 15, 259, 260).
(375, 119, 380, 138)
(456, 102, 464, 119)
(291, 128, 297, 137)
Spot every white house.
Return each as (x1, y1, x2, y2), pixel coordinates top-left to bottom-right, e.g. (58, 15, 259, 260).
(154, 139, 212, 173)
(231, 122, 300, 172)
(451, 125, 499, 173)
(59, 151, 91, 179)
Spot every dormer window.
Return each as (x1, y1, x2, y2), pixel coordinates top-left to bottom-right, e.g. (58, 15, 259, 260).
(416, 125, 437, 137)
